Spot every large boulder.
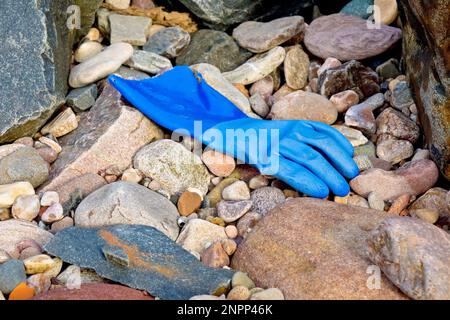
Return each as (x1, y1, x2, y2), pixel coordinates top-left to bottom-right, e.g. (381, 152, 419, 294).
(0, 0, 100, 143)
(399, 0, 450, 180)
(231, 198, 407, 300)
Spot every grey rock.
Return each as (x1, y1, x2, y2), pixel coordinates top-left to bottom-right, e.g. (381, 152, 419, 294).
(125, 50, 172, 75)
(368, 217, 450, 300)
(0, 147, 49, 188)
(109, 14, 152, 46)
(390, 81, 414, 110)
(250, 187, 285, 216)
(114, 66, 150, 80)
(44, 225, 234, 300)
(133, 139, 210, 196)
(176, 30, 252, 72)
(345, 93, 385, 135)
(0, 259, 26, 294)
(0, 0, 73, 142)
(249, 93, 270, 118)
(144, 27, 191, 58)
(217, 200, 253, 223)
(66, 85, 98, 113)
(75, 182, 180, 240)
(340, 0, 373, 19)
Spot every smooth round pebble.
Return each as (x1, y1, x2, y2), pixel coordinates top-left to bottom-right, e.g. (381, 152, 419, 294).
(40, 191, 59, 207)
(232, 271, 255, 289)
(227, 286, 251, 300)
(12, 195, 40, 221)
(225, 225, 238, 239)
(222, 181, 250, 201)
(410, 209, 439, 224)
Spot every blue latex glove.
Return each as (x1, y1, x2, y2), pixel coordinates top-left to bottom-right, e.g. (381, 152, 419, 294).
(108, 66, 359, 198)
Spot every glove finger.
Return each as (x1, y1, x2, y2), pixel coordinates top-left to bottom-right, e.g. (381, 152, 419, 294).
(304, 121, 355, 156)
(260, 157, 330, 198)
(279, 139, 350, 196)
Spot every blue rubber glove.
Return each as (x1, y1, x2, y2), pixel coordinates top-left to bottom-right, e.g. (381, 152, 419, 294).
(108, 66, 359, 198)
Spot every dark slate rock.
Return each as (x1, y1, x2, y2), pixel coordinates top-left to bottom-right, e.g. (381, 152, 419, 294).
(390, 81, 414, 110)
(44, 225, 234, 300)
(340, 0, 373, 19)
(0, 259, 26, 294)
(143, 27, 191, 59)
(375, 58, 400, 80)
(66, 85, 98, 113)
(176, 30, 252, 72)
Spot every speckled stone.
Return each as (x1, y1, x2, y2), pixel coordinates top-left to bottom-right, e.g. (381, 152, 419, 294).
(144, 27, 190, 58)
(250, 187, 285, 216)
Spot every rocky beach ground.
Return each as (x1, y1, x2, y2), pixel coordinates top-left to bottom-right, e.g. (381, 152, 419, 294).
(0, 0, 449, 301)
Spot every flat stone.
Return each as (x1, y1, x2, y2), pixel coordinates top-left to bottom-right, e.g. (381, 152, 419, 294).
(319, 60, 380, 98)
(270, 91, 338, 124)
(376, 108, 420, 143)
(191, 64, 252, 115)
(304, 13, 402, 61)
(201, 149, 236, 178)
(333, 125, 368, 147)
(250, 187, 285, 216)
(368, 217, 450, 299)
(376, 139, 414, 164)
(205, 178, 239, 208)
(41, 108, 78, 138)
(125, 50, 172, 74)
(345, 93, 385, 135)
(40, 82, 163, 193)
(133, 139, 210, 196)
(0, 220, 53, 256)
(350, 159, 439, 201)
(409, 187, 449, 219)
(144, 27, 190, 58)
(44, 224, 234, 300)
(114, 66, 150, 80)
(330, 90, 360, 113)
(223, 47, 286, 85)
(232, 16, 305, 53)
(75, 182, 179, 240)
(231, 198, 406, 299)
(106, 0, 131, 10)
(0, 182, 35, 209)
(176, 30, 252, 72)
(0, 259, 26, 294)
(109, 14, 152, 46)
(222, 181, 250, 201)
(218, 200, 253, 223)
(201, 242, 230, 268)
(176, 219, 228, 255)
(66, 85, 98, 113)
(69, 43, 134, 88)
(0, 1, 73, 143)
(249, 76, 274, 102)
(0, 147, 49, 188)
(284, 45, 310, 90)
(74, 41, 103, 63)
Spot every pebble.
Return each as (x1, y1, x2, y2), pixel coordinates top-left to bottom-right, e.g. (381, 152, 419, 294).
(217, 200, 253, 223)
(330, 90, 360, 113)
(176, 219, 228, 255)
(144, 27, 191, 58)
(11, 195, 40, 221)
(66, 84, 98, 113)
(388, 194, 411, 215)
(368, 192, 385, 211)
(223, 46, 286, 85)
(106, 0, 130, 10)
(222, 181, 250, 201)
(207, 216, 226, 227)
(249, 175, 270, 189)
(317, 57, 342, 77)
(376, 58, 400, 79)
(201, 150, 236, 177)
(390, 81, 414, 110)
(354, 141, 376, 157)
(23, 254, 55, 275)
(347, 193, 370, 208)
(0, 182, 35, 209)
(85, 28, 102, 42)
(250, 187, 285, 216)
(410, 209, 439, 224)
(375, 0, 398, 25)
(35, 147, 58, 164)
(251, 288, 285, 300)
(270, 90, 338, 124)
(41, 203, 64, 224)
(38, 136, 62, 154)
(8, 282, 35, 300)
(249, 93, 270, 118)
(345, 93, 385, 135)
(227, 285, 251, 300)
(221, 239, 237, 256)
(284, 45, 309, 90)
(411, 148, 430, 162)
(74, 41, 103, 63)
(225, 225, 238, 239)
(236, 211, 262, 238)
(304, 13, 402, 61)
(249, 76, 274, 102)
(0, 147, 49, 188)
(41, 108, 78, 138)
(121, 168, 142, 183)
(376, 107, 420, 143)
(191, 64, 252, 115)
(69, 43, 133, 88)
(272, 84, 296, 104)
(109, 14, 152, 46)
(40, 191, 59, 207)
(409, 187, 449, 219)
(50, 217, 74, 234)
(0, 259, 26, 294)
(27, 274, 51, 295)
(376, 139, 414, 164)
(201, 242, 230, 268)
(232, 271, 256, 289)
(333, 125, 368, 147)
(19, 247, 42, 260)
(178, 189, 203, 217)
(125, 50, 172, 75)
(232, 16, 305, 53)
(350, 159, 439, 201)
